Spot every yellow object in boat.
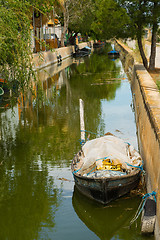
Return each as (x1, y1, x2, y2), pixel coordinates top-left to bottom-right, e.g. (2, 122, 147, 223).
(110, 164, 122, 171)
(96, 159, 122, 171)
(103, 159, 113, 165)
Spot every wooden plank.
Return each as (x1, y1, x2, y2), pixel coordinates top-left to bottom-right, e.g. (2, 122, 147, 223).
(79, 99, 85, 144)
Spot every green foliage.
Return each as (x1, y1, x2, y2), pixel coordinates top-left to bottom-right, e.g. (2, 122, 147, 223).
(118, 0, 148, 38)
(118, 0, 160, 39)
(68, 0, 96, 36)
(0, 0, 33, 92)
(91, 0, 131, 40)
(0, 0, 56, 94)
(53, 0, 96, 39)
(117, 0, 160, 69)
(156, 79, 160, 91)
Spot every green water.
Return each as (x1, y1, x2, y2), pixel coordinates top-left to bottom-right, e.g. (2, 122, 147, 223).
(0, 45, 154, 240)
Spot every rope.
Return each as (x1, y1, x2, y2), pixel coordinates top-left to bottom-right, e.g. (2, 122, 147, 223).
(96, 156, 111, 162)
(130, 200, 145, 225)
(125, 142, 131, 146)
(72, 168, 82, 175)
(87, 166, 96, 176)
(125, 162, 143, 171)
(79, 139, 85, 146)
(142, 191, 157, 202)
(130, 191, 157, 226)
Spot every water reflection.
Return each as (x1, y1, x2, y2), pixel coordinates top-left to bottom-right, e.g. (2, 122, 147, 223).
(0, 143, 62, 240)
(72, 187, 153, 240)
(0, 44, 140, 240)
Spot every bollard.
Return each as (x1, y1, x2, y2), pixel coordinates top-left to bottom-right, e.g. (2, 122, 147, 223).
(141, 198, 156, 234)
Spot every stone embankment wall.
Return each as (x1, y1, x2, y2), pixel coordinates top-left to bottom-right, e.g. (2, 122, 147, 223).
(32, 42, 90, 70)
(116, 39, 160, 238)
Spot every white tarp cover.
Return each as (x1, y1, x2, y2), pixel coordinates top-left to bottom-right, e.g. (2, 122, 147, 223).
(81, 135, 142, 172)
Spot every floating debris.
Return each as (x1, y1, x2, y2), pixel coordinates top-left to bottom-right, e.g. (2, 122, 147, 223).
(58, 178, 71, 182)
(91, 78, 127, 85)
(115, 129, 123, 134)
(125, 208, 133, 211)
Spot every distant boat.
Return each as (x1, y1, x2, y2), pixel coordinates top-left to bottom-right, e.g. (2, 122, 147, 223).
(0, 78, 7, 91)
(72, 46, 91, 58)
(0, 87, 4, 100)
(108, 49, 120, 57)
(0, 78, 19, 92)
(93, 42, 105, 48)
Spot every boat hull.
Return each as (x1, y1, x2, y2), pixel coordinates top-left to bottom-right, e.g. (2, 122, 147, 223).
(72, 47, 91, 58)
(93, 42, 105, 48)
(72, 52, 89, 58)
(0, 78, 19, 93)
(72, 170, 141, 204)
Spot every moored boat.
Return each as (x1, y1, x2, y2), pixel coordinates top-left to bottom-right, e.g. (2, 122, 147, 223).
(0, 78, 19, 92)
(0, 87, 4, 100)
(93, 41, 105, 48)
(72, 134, 143, 204)
(108, 49, 120, 56)
(72, 46, 91, 58)
(72, 99, 143, 204)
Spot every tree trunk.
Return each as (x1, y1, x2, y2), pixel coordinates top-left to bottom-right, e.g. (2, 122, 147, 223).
(136, 22, 148, 69)
(61, 7, 69, 47)
(149, 1, 158, 71)
(137, 37, 148, 69)
(149, 24, 157, 71)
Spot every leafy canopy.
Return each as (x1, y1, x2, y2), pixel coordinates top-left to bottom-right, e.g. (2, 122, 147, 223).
(91, 0, 131, 40)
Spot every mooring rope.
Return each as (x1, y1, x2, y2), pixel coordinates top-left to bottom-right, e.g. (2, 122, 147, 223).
(72, 168, 82, 175)
(79, 139, 85, 146)
(130, 191, 157, 226)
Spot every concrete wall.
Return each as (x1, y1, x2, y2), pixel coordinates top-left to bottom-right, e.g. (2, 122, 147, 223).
(32, 42, 90, 70)
(116, 39, 160, 238)
(36, 57, 73, 83)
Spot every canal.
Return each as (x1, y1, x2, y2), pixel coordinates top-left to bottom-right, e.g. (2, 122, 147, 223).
(0, 44, 154, 240)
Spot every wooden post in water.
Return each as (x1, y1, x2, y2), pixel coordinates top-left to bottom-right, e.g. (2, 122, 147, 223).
(79, 99, 85, 145)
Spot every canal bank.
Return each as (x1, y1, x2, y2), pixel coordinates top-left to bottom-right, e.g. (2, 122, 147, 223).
(32, 42, 91, 70)
(116, 39, 160, 238)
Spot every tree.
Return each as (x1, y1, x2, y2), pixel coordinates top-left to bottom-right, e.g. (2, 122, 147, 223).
(92, 0, 149, 67)
(54, 0, 95, 46)
(54, 0, 73, 47)
(0, 0, 32, 92)
(68, 0, 96, 38)
(117, 0, 160, 70)
(0, 0, 55, 93)
(148, 0, 160, 70)
(92, 0, 160, 70)
(91, 0, 131, 41)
